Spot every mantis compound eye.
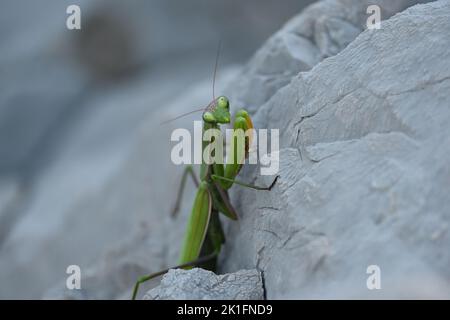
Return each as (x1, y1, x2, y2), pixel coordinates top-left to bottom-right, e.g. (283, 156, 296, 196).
(203, 112, 216, 123)
(217, 96, 229, 109)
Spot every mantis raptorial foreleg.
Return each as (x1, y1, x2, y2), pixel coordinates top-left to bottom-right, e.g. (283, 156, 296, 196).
(171, 165, 199, 217)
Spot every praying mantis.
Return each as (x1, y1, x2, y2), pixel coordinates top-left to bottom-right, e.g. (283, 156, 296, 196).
(131, 46, 278, 300)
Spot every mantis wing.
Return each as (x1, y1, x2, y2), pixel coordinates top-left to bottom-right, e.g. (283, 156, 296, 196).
(178, 181, 212, 265)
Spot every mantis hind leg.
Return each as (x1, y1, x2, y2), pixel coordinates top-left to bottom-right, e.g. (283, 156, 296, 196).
(171, 165, 199, 217)
(211, 174, 279, 191)
(133, 183, 215, 300)
(131, 215, 222, 300)
(131, 251, 217, 300)
(212, 182, 239, 220)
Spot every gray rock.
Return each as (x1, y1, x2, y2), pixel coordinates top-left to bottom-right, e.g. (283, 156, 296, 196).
(144, 268, 264, 300)
(227, 0, 430, 113)
(43, 225, 167, 300)
(221, 0, 450, 298)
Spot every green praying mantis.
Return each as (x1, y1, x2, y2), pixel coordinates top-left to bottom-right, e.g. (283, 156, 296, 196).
(131, 47, 278, 300)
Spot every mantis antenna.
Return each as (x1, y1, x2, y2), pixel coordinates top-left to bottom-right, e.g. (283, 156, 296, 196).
(212, 40, 222, 103)
(160, 108, 206, 125)
(160, 40, 223, 125)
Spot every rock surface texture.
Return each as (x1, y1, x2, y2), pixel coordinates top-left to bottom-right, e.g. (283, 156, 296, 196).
(228, 0, 430, 113)
(37, 0, 450, 299)
(144, 269, 264, 300)
(222, 0, 450, 298)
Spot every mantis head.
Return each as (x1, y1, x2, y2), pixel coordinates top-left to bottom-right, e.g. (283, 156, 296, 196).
(203, 96, 230, 124)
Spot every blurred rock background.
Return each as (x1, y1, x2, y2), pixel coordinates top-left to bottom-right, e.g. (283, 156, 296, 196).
(0, 0, 315, 298)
